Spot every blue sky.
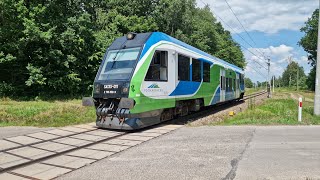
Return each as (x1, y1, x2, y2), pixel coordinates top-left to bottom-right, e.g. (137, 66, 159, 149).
(197, 0, 318, 82)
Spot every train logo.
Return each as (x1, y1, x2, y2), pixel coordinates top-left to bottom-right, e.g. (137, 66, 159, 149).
(147, 83, 160, 89)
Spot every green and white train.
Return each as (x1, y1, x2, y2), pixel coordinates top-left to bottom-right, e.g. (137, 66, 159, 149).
(92, 32, 245, 130)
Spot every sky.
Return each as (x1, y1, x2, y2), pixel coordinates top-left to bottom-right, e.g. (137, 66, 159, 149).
(196, 0, 318, 83)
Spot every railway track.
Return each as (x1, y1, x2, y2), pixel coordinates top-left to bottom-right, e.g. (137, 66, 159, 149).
(0, 91, 267, 180)
(243, 90, 267, 100)
(0, 123, 182, 180)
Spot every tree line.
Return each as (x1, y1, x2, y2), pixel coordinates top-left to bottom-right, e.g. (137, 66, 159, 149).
(0, 0, 245, 98)
(245, 61, 307, 90)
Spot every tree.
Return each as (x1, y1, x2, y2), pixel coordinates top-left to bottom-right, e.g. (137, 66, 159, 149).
(299, 9, 318, 66)
(281, 61, 306, 89)
(299, 8, 318, 91)
(0, 0, 246, 98)
(244, 78, 253, 88)
(307, 67, 316, 91)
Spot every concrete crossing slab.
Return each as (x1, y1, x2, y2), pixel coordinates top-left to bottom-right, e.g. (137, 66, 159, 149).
(32, 142, 74, 153)
(73, 124, 97, 130)
(118, 135, 154, 141)
(6, 136, 42, 145)
(87, 143, 130, 152)
(71, 134, 105, 142)
(42, 155, 95, 169)
(86, 130, 122, 137)
(60, 127, 90, 133)
(141, 129, 172, 134)
(129, 132, 163, 137)
(27, 132, 60, 140)
(0, 140, 20, 151)
(8, 147, 55, 160)
(0, 173, 29, 180)
(12, 163, 71, 180)
(0, 152, 29, 169)
(67, 149, 114, 160)
(104, 139, 143, 146)
(45, 129, 75, 136)
(53, 137, 92, 147)
(155, 125, 183, 130)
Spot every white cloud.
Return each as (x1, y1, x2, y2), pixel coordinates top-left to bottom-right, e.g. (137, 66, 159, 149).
(244, 44, 312, 82)
(197, 0, 318, 34)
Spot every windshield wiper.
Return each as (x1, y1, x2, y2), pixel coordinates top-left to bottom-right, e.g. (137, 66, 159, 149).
(111, 42, 127, 69)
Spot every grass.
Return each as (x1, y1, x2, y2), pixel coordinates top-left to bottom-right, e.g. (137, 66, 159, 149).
(245, 87, 264, 95)
(0, 98, 95, 127)
(214, 89, 320, 125)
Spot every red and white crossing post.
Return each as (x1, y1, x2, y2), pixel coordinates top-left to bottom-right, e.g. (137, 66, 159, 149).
(298, 97, 302, 122)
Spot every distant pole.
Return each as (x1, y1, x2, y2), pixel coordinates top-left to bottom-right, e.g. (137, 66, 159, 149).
(314, 0, 320, 115)
(297, 69, 299, 91)
(273, 76, 275, 93)
(267, 58, 271, 98)
(289, 75, 291, 88)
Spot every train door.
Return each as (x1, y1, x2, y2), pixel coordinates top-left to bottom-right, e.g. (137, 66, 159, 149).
(142, 49, 175, 98)
(236, 73, 240, 98)
(220, 68, 226, 102)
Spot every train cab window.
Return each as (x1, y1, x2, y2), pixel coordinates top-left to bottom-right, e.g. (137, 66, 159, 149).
(178, 54, 190, 81)
(145, 51, 168, 81)
(192, 58, 201, 82)
(203, 62, 210, 82)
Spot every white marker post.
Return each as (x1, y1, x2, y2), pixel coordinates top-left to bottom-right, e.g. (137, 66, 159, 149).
(298, 97, 302, 122)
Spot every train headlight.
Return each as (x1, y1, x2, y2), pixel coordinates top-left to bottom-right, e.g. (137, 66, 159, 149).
(94, 84, 100, 94)
(126, 32, 136, 40)
(122, 83, 130, 94)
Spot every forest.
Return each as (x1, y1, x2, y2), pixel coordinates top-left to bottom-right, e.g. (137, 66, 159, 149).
(0, 0, 245, 98)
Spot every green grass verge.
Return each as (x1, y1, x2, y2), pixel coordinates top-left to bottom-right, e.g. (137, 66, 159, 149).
(0, 98, 95, 127)
(245, 87, 264, 95)
(214, 91, 320, 126)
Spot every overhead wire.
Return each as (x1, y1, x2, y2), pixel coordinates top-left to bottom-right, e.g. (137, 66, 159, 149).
(198, 0, 268, 70)
(223, 0, 268, 60)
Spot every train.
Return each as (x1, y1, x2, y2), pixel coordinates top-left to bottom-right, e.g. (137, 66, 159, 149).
(92, 32, 245, 130)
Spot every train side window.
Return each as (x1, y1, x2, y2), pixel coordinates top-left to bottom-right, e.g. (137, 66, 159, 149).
(178, 54, 190, 81)
(226, 77, 229, 91)
(203, 62, 210, 82)
(145, 51, 168, 81)
(192, 58, 201, 82)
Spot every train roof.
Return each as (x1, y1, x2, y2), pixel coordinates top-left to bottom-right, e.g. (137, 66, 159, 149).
(108, 32, 244, 74)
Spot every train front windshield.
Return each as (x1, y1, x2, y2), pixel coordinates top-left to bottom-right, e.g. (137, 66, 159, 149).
(98, 47, 140, 80)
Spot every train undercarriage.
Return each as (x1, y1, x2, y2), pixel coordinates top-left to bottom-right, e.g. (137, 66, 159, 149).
(95, 98, 205, 130)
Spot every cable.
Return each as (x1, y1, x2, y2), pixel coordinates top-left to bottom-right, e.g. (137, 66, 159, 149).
(199, 0, 269, 78)
(223, 0, 267, 59)
(246, 64, 268, 79)
(198, 0, 267, 70)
